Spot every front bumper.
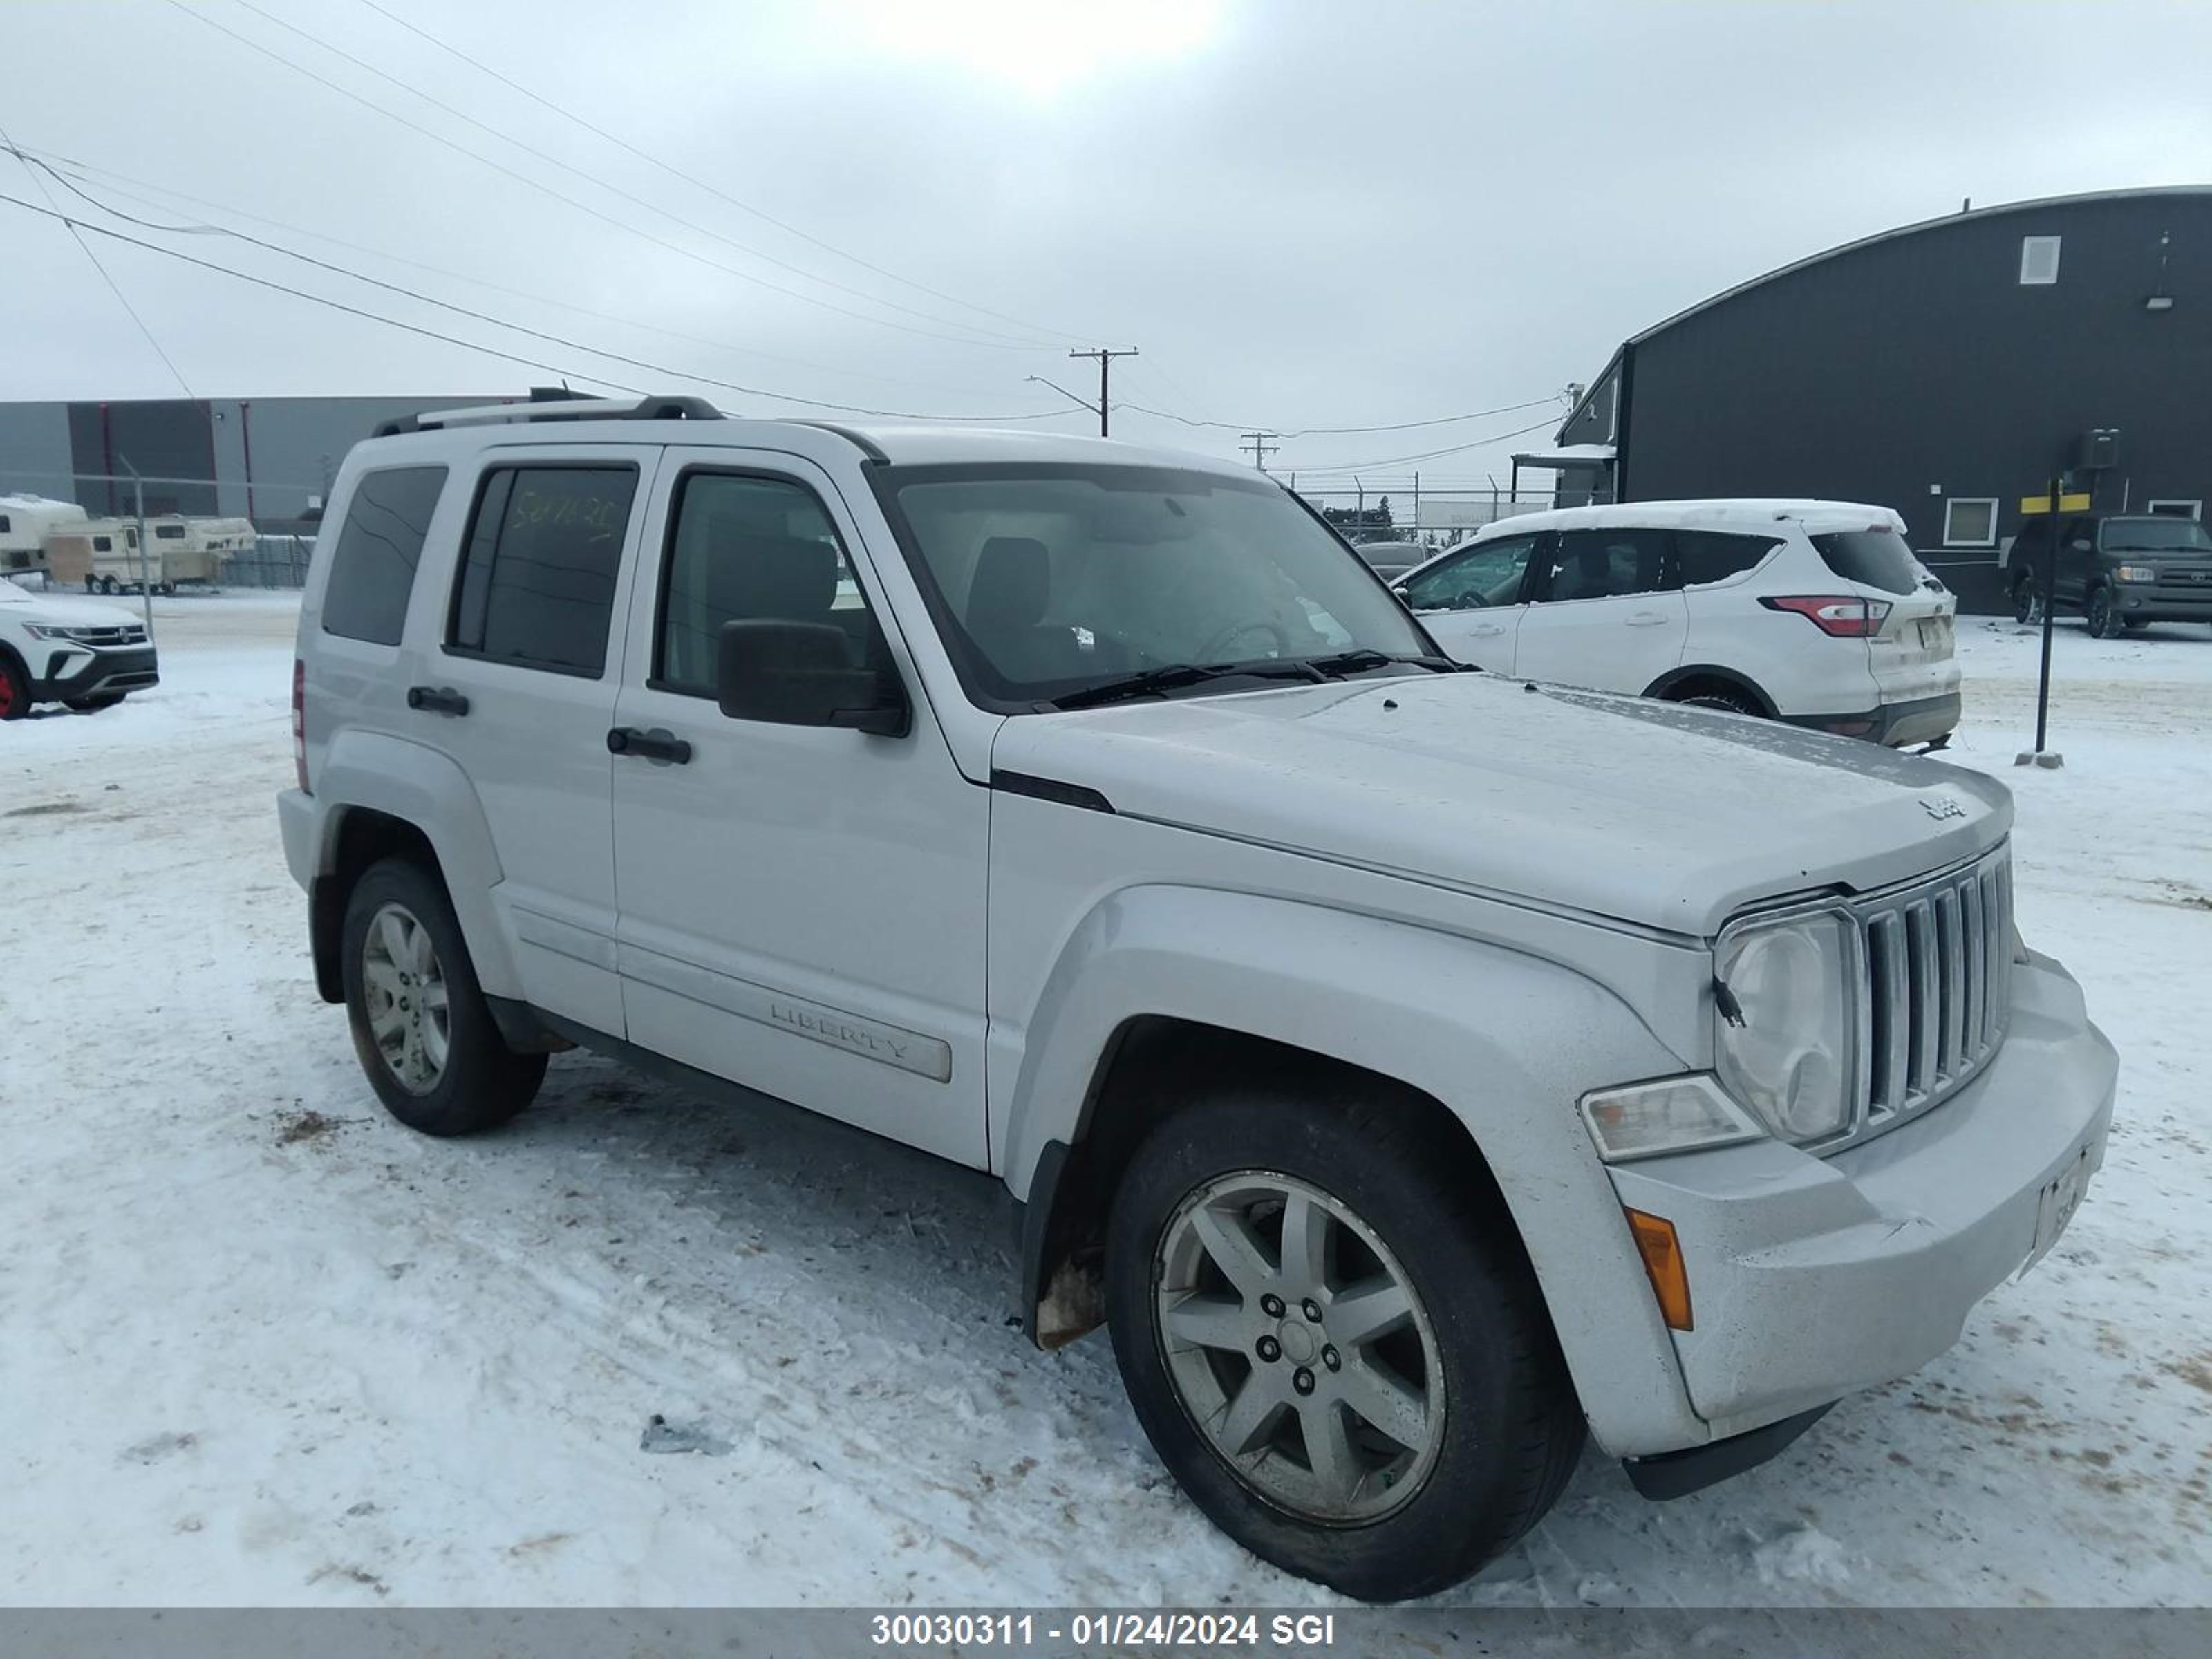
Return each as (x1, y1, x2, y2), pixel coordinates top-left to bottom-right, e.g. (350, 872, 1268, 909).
(1608, 948, 2115, 1442)
(1781, 689, 1961, 748)
(2114, 581, 2212, 623)
(28, 644, 160, 702)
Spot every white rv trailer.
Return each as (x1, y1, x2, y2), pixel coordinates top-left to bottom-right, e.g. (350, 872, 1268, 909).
(0, 494, 91, 577)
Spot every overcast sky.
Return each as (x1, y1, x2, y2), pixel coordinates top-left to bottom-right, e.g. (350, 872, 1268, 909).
(3, 0, 2209, 489)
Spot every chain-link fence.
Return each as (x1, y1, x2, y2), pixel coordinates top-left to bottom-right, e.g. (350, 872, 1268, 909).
(220, 536, 315, 588)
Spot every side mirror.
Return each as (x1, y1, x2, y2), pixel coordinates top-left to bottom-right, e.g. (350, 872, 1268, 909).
(715, 619, 910, 737)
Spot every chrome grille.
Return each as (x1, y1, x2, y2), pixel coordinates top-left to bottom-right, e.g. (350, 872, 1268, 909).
(72, 625, 148, 647)
(1848, 847, 2012, 1145)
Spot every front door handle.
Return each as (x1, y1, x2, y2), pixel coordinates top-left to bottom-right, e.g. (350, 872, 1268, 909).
(607, 726, 693, 765)
(406, 685, 470, 716)
(1624, 611, 1669, 627)
(1466, 622, 1506, 637)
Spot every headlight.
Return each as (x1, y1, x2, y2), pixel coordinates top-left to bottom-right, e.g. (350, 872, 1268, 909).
(26, 624, 93, 641)
(2115, 565, 2157, 583)
(1714, 909, 1854, 1143)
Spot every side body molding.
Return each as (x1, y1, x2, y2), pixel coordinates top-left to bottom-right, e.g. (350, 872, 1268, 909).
(309, 729, 521, 1000)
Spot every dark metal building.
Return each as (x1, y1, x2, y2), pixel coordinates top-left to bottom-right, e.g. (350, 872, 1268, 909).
(1551, 187, 2211, 612)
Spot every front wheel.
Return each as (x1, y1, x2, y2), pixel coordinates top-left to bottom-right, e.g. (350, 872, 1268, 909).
(2011, 572, 2038, 624)
(2086, 585, 2121, 638)
(1104, 1086, 1584, 1601)
(0, 655, 28, 721)
(340, 857, 546, 1135)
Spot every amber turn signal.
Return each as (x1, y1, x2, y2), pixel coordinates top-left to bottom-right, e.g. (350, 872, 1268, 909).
(1624, 1208, 1694, 1331)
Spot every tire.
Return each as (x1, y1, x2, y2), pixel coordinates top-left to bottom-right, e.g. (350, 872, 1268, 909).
(2010, 572, 2038, 625)
(1676, 688, 1758, 716)
(339, 856, 547, 1136)
(1103, 1085, 1584, 1602)
(0, 653, 28, 721)
(2086, 585, 2120, 638)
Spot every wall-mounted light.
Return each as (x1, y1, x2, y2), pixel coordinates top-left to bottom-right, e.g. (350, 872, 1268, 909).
(2146, 294, 2175, 312)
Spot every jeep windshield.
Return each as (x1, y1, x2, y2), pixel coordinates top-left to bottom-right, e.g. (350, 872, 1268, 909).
(872, 462, 1446, 711)
(2103, 518, 2212, 553)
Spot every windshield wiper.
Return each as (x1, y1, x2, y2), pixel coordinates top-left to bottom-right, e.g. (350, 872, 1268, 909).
(1050, 659, 1324, 710)
(1302, 648, 1470, 677)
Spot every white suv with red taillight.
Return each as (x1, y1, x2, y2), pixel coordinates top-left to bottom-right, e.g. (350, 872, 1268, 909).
(1396, 500, 1962, 748)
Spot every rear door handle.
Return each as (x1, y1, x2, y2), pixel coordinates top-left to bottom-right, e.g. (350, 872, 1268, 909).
(607, 726, 693, 765)
(406, 685, 470, 716)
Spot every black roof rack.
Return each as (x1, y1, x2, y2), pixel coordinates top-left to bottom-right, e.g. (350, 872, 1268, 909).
(371, 391, 726, 438)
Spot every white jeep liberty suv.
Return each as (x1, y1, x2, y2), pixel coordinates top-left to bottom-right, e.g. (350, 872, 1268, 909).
(279, 392, 2117, 1601)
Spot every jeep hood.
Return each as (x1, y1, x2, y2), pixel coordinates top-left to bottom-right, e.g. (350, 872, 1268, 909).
(989, 674, 2011, 937)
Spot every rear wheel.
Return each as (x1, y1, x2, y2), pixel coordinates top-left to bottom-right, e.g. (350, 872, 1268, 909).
(2086, 585, 2120, 638)
(1103, 1086, 1584, 1601)
(340, 857, 546, 1136)
(2010, 572, 2038, 624)
(0, 655, 27, 721)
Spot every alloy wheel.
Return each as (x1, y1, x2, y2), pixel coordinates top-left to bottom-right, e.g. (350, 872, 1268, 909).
(1154, 1172, 1445, 1524)
(360, 902, 450, 1095)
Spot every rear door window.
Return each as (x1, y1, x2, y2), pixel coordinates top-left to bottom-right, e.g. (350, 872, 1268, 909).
(1532, 528, 1669, 601)
(1809, 527, 1924, 596)
(322, 465, 449, 646)
(1673, 530, 1781, 587)
(449, 465, 638, 677)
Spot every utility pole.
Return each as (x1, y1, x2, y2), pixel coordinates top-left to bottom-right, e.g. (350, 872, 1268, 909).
(120, 454, 154, 639)
(1068, 347, 1137, 437)
(1239, 431, 1280, 470)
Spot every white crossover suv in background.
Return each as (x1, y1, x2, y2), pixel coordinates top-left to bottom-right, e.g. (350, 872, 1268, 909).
(279, 398, 2110, 1600)
(1395, 500, 1962, 748)
(0, 575, 160, 720)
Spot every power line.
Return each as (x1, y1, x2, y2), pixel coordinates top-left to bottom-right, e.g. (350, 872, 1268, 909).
(6, 160, 1068, 422)
(162, 0, 1061, 353)
(0, 189, 643, 393)
(1282, 416, 1564, 475)
(0, 120, 196, 398)
(353, 0, 1107, 350)
(14, 144, 1047, 402)
(221, 0, 1061, 350)
(1116, 393, 1567, 438)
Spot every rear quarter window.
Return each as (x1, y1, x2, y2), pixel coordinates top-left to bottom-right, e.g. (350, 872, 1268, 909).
(1674, 530, 1780, 586)
(321, 466, 449, 646)
(1809, 528, 1924, 597)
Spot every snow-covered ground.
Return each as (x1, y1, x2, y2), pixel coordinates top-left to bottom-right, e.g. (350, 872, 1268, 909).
(3, 592, 2207, 1609)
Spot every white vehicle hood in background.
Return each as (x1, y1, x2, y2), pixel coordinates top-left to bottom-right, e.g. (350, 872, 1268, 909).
(0, 590, 146, 627)
(991, 673, 2011, 937)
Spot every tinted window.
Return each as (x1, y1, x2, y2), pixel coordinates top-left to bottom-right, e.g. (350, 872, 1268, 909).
(2101, 517, 2212, 552)
(1534, 528, 1669, 602)
(450, 466, 636, 676)
(658, 472, 872, 695)
(92, 535, 112, 552)
(1674, 530, 1780, 587)
(1810, 528, 1924, 596)
(1403, 536, 1538, 611)
(322, 465, 447, 646)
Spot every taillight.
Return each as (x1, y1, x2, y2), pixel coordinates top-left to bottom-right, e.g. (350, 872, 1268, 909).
(292, 658, 310, 793)
(1759, 594, 1893, 637)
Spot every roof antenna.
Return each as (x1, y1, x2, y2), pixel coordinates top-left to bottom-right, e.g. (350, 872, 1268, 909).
(1961, 196, 1972, 213)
